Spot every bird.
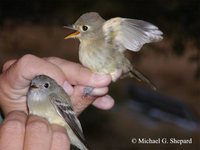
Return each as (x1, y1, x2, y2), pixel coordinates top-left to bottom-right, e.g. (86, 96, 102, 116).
(27, 75, 88, 150)
(64, 12, 163, 92)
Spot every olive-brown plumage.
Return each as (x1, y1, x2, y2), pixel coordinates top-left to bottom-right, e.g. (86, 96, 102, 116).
(65, 12, 163, 90)
(27, 75, 88, 150)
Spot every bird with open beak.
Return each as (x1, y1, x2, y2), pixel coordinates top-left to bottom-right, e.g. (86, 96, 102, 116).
(64, 12, 163, 93)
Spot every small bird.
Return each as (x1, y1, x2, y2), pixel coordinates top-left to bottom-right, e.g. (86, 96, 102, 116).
(27, 75, 88, 150)
(64, 12, 163, 91)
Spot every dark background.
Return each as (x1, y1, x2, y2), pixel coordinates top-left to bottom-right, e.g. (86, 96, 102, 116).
(0, 0, 200, 149)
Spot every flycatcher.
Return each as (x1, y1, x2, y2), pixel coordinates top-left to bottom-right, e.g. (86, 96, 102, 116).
(64, 12, 163, 91)
(27, 75, 88, 150)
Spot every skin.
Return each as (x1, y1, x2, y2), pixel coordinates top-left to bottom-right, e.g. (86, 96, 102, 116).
(0, 54, 114, 115)
(0, 54, 115, 149)
(0, 111, 70, 150)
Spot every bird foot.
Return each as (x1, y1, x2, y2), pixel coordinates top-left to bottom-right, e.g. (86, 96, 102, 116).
(83, 86, 94, 97)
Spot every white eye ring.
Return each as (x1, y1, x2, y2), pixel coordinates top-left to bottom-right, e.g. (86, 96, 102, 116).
(81, 25, 89, 32)
(44, 82, 49, 88)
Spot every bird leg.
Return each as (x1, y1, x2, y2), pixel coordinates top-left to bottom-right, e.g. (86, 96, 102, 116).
(83, 86, 95, 97)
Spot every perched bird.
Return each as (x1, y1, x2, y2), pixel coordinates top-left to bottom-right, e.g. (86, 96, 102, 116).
(27, 75, 88, 150)
(64, 12, 163, 91)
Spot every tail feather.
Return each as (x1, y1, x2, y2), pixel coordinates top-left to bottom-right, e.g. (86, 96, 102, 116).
(130, 69, 157, 91)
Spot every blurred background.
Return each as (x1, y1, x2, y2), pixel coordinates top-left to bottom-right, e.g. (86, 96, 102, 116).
(0, 0, 200, 149)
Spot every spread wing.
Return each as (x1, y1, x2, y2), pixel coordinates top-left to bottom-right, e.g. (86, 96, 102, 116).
(103, 17, 163, 52)
(50, 94, 87, 146)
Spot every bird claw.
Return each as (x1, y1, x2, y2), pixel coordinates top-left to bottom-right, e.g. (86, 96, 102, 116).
(83, 86, 94, 97)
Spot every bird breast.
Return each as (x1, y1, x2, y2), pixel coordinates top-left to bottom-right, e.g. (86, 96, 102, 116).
(79, 39, 117, 73)
(78, 38, 133, 82)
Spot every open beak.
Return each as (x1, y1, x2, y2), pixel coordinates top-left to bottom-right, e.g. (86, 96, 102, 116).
(64, 31, 80, 39)
(63, 25, 80, 39)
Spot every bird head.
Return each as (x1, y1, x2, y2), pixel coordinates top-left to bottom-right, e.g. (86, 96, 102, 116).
(28, 75, 58, 98)
(64, 12, 105, 41)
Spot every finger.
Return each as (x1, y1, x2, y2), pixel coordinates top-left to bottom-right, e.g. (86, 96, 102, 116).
(46, 57, 112, 87)
(71, 85, 114, 115)
(50, 124, 70, 150)
(24, 115, 52, 150)
(71, 85, 96, 115)
(2, 54, 66, 90)
(89, 87, 109, 96)
(2, 59, 17, 72)
(0, 111, 27, 150)
(0, 55, 67, 115)
(78, 86, 108, 97)
(92, 95, 115, 110)
(62, 81, 74, 96)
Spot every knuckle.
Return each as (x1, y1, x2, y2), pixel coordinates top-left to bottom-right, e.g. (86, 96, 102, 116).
(46, 57, 67, 67)
(19, 54, 36, 63)
(2, 60, 15, 71)
(27, 119, 50, 133)
(77, 66, 89, 80)
(17, 54, 36, 68)
(15, 54, 38, 75)
(2, 61, 10, 70)
(2, 119, 25, 133)
(45, 56, 58, 62)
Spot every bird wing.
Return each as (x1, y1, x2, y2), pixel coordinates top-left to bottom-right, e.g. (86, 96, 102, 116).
(49, 93, 86, 145)
(103, 17, 163, 52)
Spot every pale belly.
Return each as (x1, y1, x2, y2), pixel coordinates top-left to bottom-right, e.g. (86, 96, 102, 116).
(28, 101, 66, 127)
(28, 101, 85, 149)
(79, 46, 121, 73)
(79, 44, 132, 81)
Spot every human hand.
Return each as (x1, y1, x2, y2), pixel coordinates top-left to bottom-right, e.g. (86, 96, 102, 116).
(0, 54, 114, 115)
(0, 111, 70, 150)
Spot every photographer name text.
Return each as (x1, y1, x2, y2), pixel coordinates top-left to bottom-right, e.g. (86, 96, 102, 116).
(131, 137, 192, 145)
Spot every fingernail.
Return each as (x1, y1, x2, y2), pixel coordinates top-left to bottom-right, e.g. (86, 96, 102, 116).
(63, 81, 74, 96)
(92, 95, 115, 110)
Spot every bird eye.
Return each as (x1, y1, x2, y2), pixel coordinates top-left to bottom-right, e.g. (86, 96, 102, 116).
(82, 25, 88, 31)
(44, 83, 49, 88)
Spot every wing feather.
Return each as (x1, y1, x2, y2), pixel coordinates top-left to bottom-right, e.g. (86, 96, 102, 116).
(103, 17, 163, 52)
(50, 94, 87, 147)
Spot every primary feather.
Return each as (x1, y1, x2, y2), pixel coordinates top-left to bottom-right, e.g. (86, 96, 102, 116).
(65, 12, 163, 89)
(103, 17, 163, 52)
